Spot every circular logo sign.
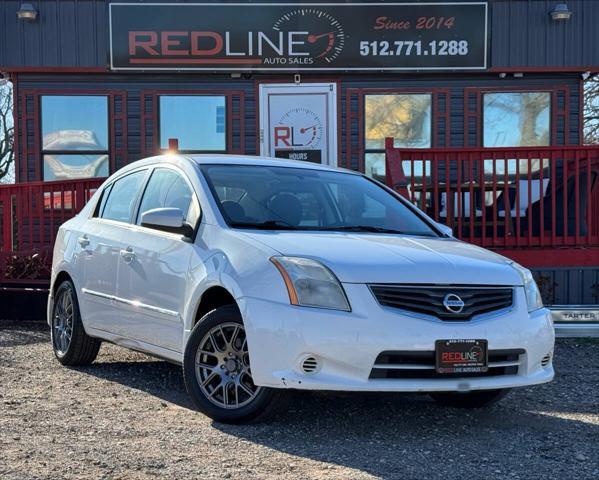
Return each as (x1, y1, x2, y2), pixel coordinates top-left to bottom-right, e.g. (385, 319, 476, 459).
(443, 293, 465, 314)
(272, 9, 345, 63)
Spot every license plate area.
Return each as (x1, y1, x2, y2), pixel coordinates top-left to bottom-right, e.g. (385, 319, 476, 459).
(435, 339, 488, 374)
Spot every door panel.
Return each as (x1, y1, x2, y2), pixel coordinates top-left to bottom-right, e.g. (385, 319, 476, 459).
(114, 167, 200, 353)
(259, 83, 337, 166)
(78, 219, 126, 332)
(78, 168, 148, 335)
(116, 229, 191, 352)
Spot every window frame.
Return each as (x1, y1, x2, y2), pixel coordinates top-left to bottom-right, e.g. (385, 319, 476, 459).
(133, 165, 202, 234)
(361, 90, 435, 182)
(481, 89, 553, 148)
(157, 94, 228, 154)
(39, 94, 111, 181)
(464, 85, 571, 147)
(93, 167, 150, 225)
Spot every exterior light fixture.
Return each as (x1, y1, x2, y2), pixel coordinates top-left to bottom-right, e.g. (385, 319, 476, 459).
(16, 3, 38, 21)
(168, 138, 179, 152)
(550, 4, 572, 21)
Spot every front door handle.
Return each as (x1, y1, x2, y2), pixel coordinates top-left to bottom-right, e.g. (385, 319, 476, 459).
(120, 246, 135, 264)
(77, 235, 89, 248)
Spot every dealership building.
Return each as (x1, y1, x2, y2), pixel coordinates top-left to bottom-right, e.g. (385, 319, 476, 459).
(1, 0, 598, 329)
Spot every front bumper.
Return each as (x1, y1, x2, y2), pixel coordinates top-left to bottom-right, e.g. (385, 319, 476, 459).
(239, 284, 555, 392)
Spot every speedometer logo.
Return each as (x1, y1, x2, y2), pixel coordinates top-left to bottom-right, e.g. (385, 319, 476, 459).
(273, 9, 345, 63)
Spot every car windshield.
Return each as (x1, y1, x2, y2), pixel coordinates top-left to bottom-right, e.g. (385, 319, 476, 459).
(201, 164, 438, 236)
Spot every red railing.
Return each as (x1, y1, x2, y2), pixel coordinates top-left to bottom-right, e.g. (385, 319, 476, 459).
(0, 178, 104, 287)
(385, 139, 599, 251)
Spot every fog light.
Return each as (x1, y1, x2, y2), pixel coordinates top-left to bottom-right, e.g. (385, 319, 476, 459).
(299, 355, 320, 374)
(541, 353, 552, 367)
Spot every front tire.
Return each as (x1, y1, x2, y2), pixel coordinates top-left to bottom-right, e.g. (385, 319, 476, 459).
(51, 280, 101, 366)
(183, 305, 281, 424)
(429, 388, 511, 408)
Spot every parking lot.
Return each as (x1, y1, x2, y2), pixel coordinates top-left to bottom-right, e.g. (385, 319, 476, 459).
(0, 320, 597, 480)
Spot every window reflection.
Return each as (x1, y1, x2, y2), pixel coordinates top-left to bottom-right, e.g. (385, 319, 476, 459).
(159, 96, 226, 151)
(42, 96, 108, 151)
(43, 154, 108, 181)
(364, 94, 432, 183)
(483, 92, 550, 148)
(365, 94, 432, 149)
(41, 96, 109, 180)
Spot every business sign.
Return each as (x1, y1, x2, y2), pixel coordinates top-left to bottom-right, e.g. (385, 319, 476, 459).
(109, 2, 488, 71)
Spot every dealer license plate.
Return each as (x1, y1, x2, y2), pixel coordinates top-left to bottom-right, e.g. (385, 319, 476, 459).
(435, 339, 488, 374)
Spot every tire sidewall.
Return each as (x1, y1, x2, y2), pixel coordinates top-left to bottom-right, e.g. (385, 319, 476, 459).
(51, 280, 82, 362)
(183, 305, 275, 423)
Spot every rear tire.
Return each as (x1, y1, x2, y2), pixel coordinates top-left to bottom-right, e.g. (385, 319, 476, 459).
(51, 280, 101, 366)
(430, 388, 511, 408)
(183, 305, 282, 424)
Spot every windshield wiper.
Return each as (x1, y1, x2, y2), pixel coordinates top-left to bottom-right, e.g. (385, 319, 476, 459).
(229, 220, 301, 230)
(321, 225, 435, 236)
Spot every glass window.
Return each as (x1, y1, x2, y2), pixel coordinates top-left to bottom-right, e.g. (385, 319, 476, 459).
(101, 170, 146, 223)
(159, 96, 226, 151)
(483, 92, 550, 147)
(202, 165, 437, 237)
(137, 168, 200, 227)
(41, 96, 109, 181)
(364, 94, 432, 182)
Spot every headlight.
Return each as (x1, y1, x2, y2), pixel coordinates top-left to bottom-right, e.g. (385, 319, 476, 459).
(512, 263, 544, 313)
(270, 256, 351, 311)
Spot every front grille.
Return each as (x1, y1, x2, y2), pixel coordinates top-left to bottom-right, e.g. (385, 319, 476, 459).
(369, 349, 524, 380)
(369, 285, 513, 320)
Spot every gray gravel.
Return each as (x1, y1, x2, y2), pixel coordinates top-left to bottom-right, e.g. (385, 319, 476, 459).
(0, 320, 598, 480)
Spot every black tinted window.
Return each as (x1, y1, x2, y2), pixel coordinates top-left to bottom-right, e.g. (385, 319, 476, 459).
(137, 168, 200, 226)
(202, 165, 436, 236)
(101, 170, 146, 223)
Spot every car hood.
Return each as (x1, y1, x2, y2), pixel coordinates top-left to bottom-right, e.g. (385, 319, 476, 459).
(238, 231, 521, 285)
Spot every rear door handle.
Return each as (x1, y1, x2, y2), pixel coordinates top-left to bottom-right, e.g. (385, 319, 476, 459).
(120, 246, 135, 264)
(77, 235, 89, 248)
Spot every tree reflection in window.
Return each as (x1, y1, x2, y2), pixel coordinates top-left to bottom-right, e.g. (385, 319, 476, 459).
(483, 92, 551, 178)
(364, 94, 432, 183)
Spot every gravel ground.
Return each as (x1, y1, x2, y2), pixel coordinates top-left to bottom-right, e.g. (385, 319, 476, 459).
(0, 320, 597, 480)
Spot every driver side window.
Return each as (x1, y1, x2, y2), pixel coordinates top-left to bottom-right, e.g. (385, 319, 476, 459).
(136, 168, 200, 227)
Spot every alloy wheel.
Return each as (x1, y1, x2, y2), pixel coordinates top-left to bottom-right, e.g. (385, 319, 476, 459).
(52, 288, 74, 355)
(195, 322, 260, 409)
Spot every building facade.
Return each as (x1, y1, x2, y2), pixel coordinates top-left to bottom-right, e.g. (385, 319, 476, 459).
(1, 0, 599, 319)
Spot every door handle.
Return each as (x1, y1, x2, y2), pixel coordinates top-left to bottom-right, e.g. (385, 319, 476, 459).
(77, 235, 89, 248)
(120, 246, 135, 264)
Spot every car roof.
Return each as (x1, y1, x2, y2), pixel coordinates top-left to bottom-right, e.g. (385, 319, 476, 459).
(107, 154, 362, 182)
(185, 154, 359, 173)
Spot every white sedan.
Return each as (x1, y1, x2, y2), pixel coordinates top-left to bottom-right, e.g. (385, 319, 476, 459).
(48, 155, 554, 423)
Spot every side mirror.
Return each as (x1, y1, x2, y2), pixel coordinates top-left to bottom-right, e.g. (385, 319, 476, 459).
(140, 208, 194, 239)
(435, 221, 453, 238)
